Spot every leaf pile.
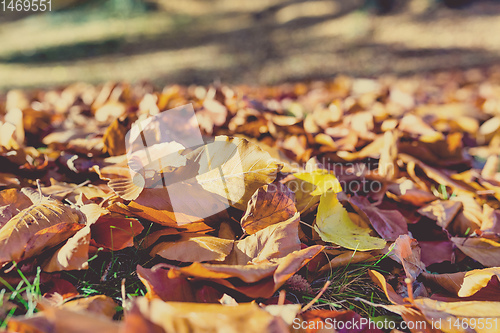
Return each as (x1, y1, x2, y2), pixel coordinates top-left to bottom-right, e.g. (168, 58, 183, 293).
(1, 68, 500, 332)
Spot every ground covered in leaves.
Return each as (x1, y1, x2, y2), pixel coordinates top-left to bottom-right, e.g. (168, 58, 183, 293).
(1, 67, 500, 332)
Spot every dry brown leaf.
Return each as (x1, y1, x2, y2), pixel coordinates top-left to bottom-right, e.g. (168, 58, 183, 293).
(127, 184, 227, 228)
(61, 295, 117, 318)
(421, 271, 465, 296)
(43, 225, 91, 272)
(8, 307, 121, 333)
(226, 212, 301, 265)
(241, 181, 297, 235)
(386, 179, 437, 206)
(23, 222, 84, 260)
(451, 236, 500, 267)
(418, 200, 463, 230)
(0, 188, 32, 228)
(388, 235, 426, 280)
(164, 245, 323, 298)
(102, 113, 137, 156)
(150, 233, 234, 262)
(449, 194, 483, 236)
(124, 298, 290, 333)
(0, 189, 81, 265)
(350, 195, 408, 241)
(137, 264, 197, 302)
(414, 298, 500, 333)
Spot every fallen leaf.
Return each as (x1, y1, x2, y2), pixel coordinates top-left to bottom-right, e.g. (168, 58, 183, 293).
(8, 306, 121, 333)
(418, 200, 463, 230)
(0, 188, 32, 228)
(314, 190, 386, 251)
(241, 181, 297, 234)
(185, 136, 282, 210)
(0, 189, 81, 265)
(459, 267, 500, 297)
(90, 214, 144, 251)
(226, 212, 302, 265)
(23, 222, 84, 260)
(350, 195, 407, 241)
(124, 298, 290, 333)
(163, 245, 323, 298)
(43, 225, 91, 272)
(451, 236, 500, 267)
(61, 295, 117, 318)
(150, 233, 234, 262)
(388, 235, 426, 280)
(293, 169, 342, 196)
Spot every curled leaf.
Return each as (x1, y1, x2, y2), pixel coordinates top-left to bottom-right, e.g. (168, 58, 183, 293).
(314, 190, 386, 251)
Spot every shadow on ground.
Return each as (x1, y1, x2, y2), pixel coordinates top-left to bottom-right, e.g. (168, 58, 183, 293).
(1, 0, 500, 89)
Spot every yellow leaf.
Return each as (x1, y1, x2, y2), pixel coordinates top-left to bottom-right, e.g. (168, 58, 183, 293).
(459, 267, 500, 297)
(314, 190, 386, 251)
(414, 298, 500, 333)
(294, 169, 342, 195)
(187, 136, 282, 210)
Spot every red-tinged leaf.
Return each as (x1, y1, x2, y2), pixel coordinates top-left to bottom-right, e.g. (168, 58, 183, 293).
(137, 264, 222, 303)
(90, 215, 144, 251)
(350, 195, 408, 241)
(43, 278, 79, 300)
(419, 240, 454, 266)
(23, 222, 84, 260)
(387, 235, 426, 280)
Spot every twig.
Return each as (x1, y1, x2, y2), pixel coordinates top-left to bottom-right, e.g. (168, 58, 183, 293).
(300, 280, 331, 313)
(278, 290, 286, 306)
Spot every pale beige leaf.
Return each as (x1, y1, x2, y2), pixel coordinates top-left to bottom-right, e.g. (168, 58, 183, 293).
(414, 298, 500, 333)
(61, 295, 117, 318)
(186, 136, 282, 210)
(418, 200, 463, 229)
(150, 234, 234, 262)
(451, 237, 500, 267)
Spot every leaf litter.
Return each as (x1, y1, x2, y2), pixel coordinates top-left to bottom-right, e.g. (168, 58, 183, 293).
(0, 68, 500, 332)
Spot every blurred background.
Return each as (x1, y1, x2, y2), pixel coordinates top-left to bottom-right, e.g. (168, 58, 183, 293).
(1, 0, 500, 91)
